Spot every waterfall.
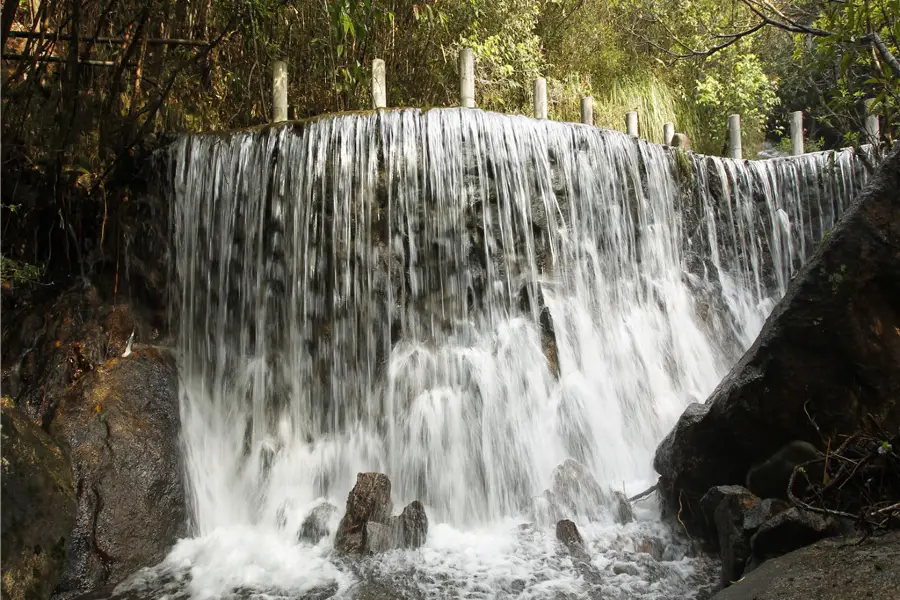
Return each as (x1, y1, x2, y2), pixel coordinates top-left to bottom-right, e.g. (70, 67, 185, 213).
(158, 108, 870, 599)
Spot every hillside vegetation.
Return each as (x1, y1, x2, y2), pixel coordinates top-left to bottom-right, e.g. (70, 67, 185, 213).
(1, 0, 897, 286)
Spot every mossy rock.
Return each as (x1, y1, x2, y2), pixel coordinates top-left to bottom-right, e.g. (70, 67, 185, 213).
(1, 402, 76, 600)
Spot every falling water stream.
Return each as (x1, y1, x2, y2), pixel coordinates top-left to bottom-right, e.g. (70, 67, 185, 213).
(122, 109, 870, 600)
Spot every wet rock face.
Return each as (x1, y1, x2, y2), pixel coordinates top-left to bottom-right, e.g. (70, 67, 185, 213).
(50, 348, 185, 598)
(1, 401, 76, 600)
(655, 148, 900, 537)
(335, 473, 428, 555)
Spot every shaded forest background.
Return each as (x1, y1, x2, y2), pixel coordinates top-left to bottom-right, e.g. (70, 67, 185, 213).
(1, 0, 898, 294)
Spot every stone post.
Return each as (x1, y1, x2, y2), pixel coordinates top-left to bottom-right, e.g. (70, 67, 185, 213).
(372, 58, 386, 109)
(626, 111, 639, 137)
(865, 98, 880, 144)
(728, 114, 742, 159)
(272, 61, 288, 122)
(460, 48, 475, 108)
(580, 96, 593, 125)
(790, 111, 804, 156)
(534, 77, 548, 119)
(663, 122, 675, 146)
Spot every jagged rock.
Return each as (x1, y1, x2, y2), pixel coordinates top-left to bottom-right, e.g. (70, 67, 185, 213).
(1, 401, 76, 600)
(750, 507, 837, 561)
(555, 519, 585, 554)
(711, 530, 900, 600)
(655, 148, 900, 538)
(395, 500, 428, 549)
(50, 348, 186, 597)
(612, 491, 634, 525)
(550, 459, 608, 521)
(299, 502, 338, 543)
(334, 473, 393, 555)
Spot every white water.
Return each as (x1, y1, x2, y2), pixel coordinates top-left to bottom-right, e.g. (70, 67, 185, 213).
(136, 109, 869, 599)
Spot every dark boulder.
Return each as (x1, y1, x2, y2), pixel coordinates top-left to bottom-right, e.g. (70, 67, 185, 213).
(50, 348, 185, 597)
(750, 507, 836, 561)
(334, 473, 393, 555)
(1, 401, 76, 600)
(550, 459, 609, 521)
(698, 486, 788, 552)
(395, 500, 428, 549)
(655, 148, 900, 536)
(299, 502, 338, 543)
(711, 530, 900, 600)
(698, 486, 789, 589)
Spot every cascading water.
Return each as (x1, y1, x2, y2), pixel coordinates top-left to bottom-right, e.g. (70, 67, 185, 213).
(124, 109, 871, 599)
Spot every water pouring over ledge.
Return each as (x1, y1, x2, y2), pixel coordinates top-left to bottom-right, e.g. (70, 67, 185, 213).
(134, 108, 870, 599)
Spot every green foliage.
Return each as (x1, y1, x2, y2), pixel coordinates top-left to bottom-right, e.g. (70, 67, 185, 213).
(0, 256, 42, 287)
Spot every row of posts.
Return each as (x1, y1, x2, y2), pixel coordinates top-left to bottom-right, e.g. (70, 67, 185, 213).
(272, 51, 882, 158)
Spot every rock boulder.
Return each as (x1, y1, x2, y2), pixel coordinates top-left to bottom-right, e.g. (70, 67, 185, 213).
(1, 401, 76, 600)
(50, 348, 185, 597)
(334, 473, 429, 555)
(334, 472, 393, 555)
(655, 148, 900, 537)
(395, 500, 428, 549)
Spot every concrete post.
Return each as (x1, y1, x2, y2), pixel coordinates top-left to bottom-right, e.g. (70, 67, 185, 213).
(460, 48, 475, 108)
(372, 58, 386, 109)
(580, 96, 593, 125)
(790, 111, 804, 156)
(272, 61, 288, 122)
(626, 111, 639, 137)
(728, 114, 742, 159)
(663, 122, 675, 146)
(865, 98, 880, 144)
(534, 77, 548, 119)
